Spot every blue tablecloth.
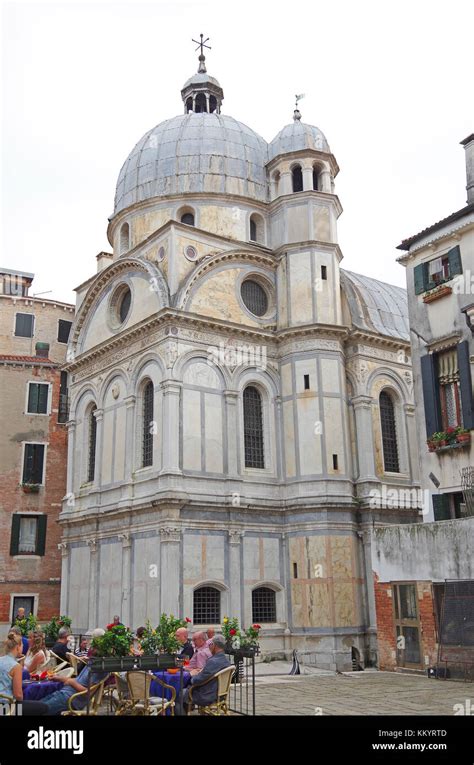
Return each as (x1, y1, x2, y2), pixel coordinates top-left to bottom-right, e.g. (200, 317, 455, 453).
(23, 680, 62, 700)
(150, 670, 191, 711)
(22, 669, 30, 680)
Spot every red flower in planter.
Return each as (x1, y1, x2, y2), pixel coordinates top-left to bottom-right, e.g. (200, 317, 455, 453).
(106, 623, 115, 631)
(229, 629, 237, 636)
(185, 617, 192, 623)
(253, 624, 261, 630)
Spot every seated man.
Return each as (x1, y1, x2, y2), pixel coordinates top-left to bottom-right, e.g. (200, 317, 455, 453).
(52, 627, 72, 663)
(175, 627, 194, 660)
(41, 650, 107, 715)
(205, 627, 215, 647)
(187, 632, 212, 676)
(180, 635, 231, 714)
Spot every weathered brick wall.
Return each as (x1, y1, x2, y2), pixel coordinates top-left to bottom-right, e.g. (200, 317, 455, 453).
(0, 362, 67, 631)
(0, 295, 75, 363)
(374, 573, 438, 671)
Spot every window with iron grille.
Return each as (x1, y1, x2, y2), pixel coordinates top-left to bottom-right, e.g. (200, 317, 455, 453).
(436, 349, 462, 429)
(87, 406, 97, 483)
(380, 391, 399, 472)
(252, 587, 276, 623)
(193, 587, 220, 625)
(243, 386, 265, 468)
(241, 280, 268, 317)
(142, 380, 154, 468)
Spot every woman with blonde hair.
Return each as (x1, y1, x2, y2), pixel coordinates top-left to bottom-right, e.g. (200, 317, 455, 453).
(0, 631, 47, 715)
(24, 630, 48, 674)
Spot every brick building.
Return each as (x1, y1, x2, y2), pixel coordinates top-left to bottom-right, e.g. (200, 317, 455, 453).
(372, 136, 474, 674)
(0, 267, 74, 635)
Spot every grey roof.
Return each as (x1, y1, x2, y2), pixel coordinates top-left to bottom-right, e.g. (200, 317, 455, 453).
(340, 269, 410, 341)
(268, 120, 330, 161)
(114, 113, 269, 214)
(182, 72, 222, 89)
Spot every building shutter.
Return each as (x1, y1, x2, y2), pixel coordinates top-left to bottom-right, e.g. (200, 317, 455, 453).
(36, 515, 47, 556)
(447, 245, 463, 278)
(413, 263, 426, 295)
(432, 495, 451, 521)
(38, 384, 48, 414)
(10, 515, 21, 556)
(28, 384, 39, 413)
(457, 340, 474, 429)
(420, 354, 441, 437)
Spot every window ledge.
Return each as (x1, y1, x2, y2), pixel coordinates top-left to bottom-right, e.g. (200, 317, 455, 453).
(13, 554, 42, 559)
(430, 440, 471, 454)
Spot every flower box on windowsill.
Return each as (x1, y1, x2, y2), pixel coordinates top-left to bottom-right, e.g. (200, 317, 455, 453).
(21, 484, 40, 494)
(432, 440, 471, 454)
(423, 285, 453, 303)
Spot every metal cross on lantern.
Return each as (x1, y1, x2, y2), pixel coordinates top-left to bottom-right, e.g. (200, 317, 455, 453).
(192, 33, 211, 56)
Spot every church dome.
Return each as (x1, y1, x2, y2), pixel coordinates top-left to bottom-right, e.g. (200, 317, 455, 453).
(114, 112, 269, 214)
(269, 118, 330, 161)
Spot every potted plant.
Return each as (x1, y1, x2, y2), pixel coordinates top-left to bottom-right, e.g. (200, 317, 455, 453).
(43, 615, 72, 647)
(20, 483, 40, 494)
(431, 431, 447, 449)
(13, 613, 38, 636)
(222, 617, 241, 651)
(445, 426, 459, 445)
(91, 624, 134, 657)
(456, 427, 471, 444)
(427, 437, 436, 452)
(240, 624, 262, 656)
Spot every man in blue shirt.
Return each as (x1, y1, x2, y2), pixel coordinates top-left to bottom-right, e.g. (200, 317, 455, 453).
(41, 663, 108, 715)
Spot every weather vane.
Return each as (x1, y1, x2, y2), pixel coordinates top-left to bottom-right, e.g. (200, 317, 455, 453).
(192, 33, 211, 57)
(295, 93, 305, 108)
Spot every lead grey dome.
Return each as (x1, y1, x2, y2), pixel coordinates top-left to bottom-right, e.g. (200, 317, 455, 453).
(269, 120, 330, 161)
(114, 113, 269, 214)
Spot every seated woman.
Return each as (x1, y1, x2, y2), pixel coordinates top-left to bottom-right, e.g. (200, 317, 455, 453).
(24, 630, 48, 674)
(41, 647, 108, 715)
(0, 631, 48, 715)
(131, 627, 145, 656)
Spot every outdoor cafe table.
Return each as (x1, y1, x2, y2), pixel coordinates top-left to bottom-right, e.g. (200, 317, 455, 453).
(150, 669, 191, 710)
(23, 680, 62, 701)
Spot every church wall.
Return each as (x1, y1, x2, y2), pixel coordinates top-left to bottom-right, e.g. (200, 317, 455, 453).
(131, 534, 161, 627)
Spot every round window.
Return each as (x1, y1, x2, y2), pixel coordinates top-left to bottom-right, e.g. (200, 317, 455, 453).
(184, 245, 197, 261)
(119, 288, 131, 323)
(241, 280, 268, 317)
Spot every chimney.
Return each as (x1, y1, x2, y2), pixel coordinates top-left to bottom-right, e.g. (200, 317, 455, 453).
(96, 251, 114, 273)
(35, 342, 50, 358)
(460, 133, 474, 204)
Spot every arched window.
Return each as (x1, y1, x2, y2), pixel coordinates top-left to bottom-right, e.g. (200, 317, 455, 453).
(87, 405, 97, 482)
(181, 212, 195, 226)
(249, 213, 263, 244)
(142, 380, 154, 468)
(195, 93, 207, 113)
(380, 391, 400, 472)
(209, 95, 217, 113)
(186, 97, 193, 113)
(272, 171, 281, 198)
(243, 386, 265, 468)
(252, 587, 276, 623)
(193, 586, 220, 624)
(313, 166, 321, 191)
(119, 222, 130, 255)
(292, 164, 303, 193)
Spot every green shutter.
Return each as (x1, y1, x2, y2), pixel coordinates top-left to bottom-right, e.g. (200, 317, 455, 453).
(27, 384, 38, 413)
(36, 515, 47, 556)
(414, 263, 426, 295)
(457, 340, 474, 429)
(10, 515, 21, 556)
(447, 245, 462, 278)
(433, 495, 451, 521)
(38, 384, 49, 414)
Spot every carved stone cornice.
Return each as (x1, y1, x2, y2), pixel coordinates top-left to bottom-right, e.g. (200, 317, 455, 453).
(160, 526, 181, 543)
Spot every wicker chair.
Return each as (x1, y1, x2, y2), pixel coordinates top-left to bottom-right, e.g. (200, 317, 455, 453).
(187, 666, 235, 716)
(54, 666, 75, 679)
(121, 671, 176, 716)
(61, 676, 109, 716)
(66, 652, 88, 676)
(0, 693, 17, 716)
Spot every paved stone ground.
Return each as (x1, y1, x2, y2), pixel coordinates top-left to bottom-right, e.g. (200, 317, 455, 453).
(248, 670, 473, 716)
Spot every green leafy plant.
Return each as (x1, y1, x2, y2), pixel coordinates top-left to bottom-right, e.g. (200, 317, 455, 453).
(20, 483, 40, 493)
(222, 617, 241, 647)
(154, 613, 188, 654)
(14, 613, 39, 636)
(91, 624, 134, 657)
(43, 615, 72, 642)
(139, 620, 162, 655)
(241, 623, 261, 648)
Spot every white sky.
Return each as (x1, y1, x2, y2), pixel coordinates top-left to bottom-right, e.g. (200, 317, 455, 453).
(1, 0, 472, 304)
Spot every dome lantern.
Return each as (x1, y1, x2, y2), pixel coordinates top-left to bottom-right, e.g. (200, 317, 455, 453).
(181, 34, 224, 114)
